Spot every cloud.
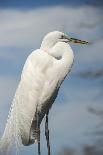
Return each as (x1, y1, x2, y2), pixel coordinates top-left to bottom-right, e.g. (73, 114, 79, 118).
(76, 39, 103, 70)
(0, 6, 102, 73)
(0, 6, 102, 47)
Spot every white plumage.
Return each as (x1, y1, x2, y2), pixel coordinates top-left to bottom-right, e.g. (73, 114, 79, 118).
(0, 31, 88, 155)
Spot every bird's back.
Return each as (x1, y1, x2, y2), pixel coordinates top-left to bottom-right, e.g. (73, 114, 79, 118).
(20, 49, 62, 145)
(1, 49, 63, 148)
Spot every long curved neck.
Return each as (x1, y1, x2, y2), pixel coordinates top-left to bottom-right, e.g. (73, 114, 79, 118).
(40, 36, 56, 52)
(41, 41, 74, 72)
(41, 41, 74, 84)
(49, 42, 74, 83)
(48, 42, 74, 65)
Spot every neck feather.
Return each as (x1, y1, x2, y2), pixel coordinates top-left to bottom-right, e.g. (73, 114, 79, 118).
(49, 42, 73, 61)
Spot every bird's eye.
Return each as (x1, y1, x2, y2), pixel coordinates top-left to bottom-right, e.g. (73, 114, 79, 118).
(61, 35, 64, 39)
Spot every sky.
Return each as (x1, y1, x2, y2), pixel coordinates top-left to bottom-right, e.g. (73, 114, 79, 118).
(0, 0, 103, 155)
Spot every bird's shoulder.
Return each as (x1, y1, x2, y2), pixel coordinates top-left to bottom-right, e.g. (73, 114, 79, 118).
(27, 49, 52, 63)
(20, 48, 55, 87)
(23, 49, 54, 73)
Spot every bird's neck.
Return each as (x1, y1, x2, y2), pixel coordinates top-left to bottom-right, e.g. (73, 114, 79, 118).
(40, 38, 56, 52)
(41, 41, 74, 83)
(49, 42, 74, 62)
(41, 41, 74, 68)
(49, 42, 74, 83)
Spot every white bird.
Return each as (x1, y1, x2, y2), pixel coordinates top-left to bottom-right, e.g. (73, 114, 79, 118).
(0, 31, 88, 155)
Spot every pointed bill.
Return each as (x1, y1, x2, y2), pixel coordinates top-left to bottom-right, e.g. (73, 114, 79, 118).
(68, 37, 89, 44)
(64, 34, 89, 45)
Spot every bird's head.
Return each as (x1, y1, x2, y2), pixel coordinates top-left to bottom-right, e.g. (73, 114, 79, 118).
(41, 31, 89, 51)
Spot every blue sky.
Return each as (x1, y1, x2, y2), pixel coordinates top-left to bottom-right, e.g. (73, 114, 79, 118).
(0, 0, 103, 155)
(0, 0, 103, 8)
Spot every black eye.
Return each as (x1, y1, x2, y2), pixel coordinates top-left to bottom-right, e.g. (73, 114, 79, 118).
(61, 35, 64, 39)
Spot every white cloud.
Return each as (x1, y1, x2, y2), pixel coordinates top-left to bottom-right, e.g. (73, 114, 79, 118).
(76, 39, 103, 68)
(0, 6, 102, 48)
(0, 6, 102, 69)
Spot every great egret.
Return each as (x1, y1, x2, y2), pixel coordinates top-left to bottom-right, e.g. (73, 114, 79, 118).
(0, 31, 88, 155)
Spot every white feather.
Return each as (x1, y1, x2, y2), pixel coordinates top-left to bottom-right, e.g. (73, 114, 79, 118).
(0, 31, 74, 153)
